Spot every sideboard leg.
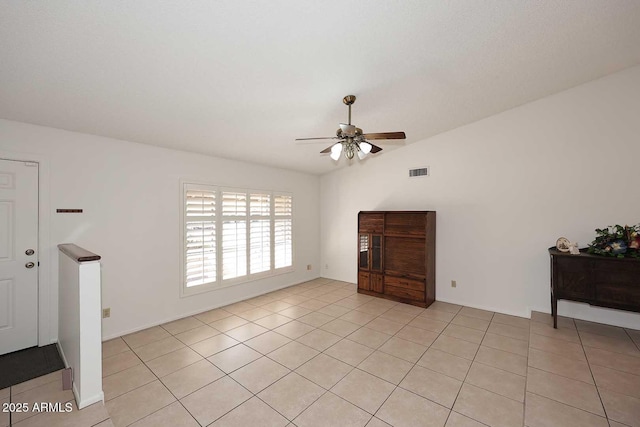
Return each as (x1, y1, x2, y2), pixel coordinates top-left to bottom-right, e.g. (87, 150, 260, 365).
(552, 295, 558, 329)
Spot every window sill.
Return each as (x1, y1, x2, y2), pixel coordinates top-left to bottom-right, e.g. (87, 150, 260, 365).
(180, 266, 295, 298)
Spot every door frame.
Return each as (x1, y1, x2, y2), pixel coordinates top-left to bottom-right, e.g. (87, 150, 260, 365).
(0, 149, 52, 348)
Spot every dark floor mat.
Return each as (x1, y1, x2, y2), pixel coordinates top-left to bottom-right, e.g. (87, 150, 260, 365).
(0, 344, 65, 389)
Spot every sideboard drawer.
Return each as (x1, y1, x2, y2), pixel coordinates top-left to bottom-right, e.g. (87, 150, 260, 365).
(385, 285, 425, 302)
(384, 275, 425, 291)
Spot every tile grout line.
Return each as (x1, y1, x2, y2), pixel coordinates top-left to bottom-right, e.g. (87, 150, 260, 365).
(125, 319, 282, 425)
(525, 390, 612, 422)
(393, 305, 463, 427)
(372, 304, 533, 423)
(122, 290, 308, 426)
(446, 311, 513, 427)
(622, 327, 640, 354)
(523, 323, 535, 427)
(526, 316, 637, 424)
(126, 287, 353, 420)
(527, 319, 628, 423)
(526, 353, 595, 385)
(254, 381, 330, 425)
(239, 280, 363, 425)
(152, 337, 275, 425)
(203, 279, 354, 425)
(6, 371, 77, 426)
(223, 370, 294, 424)
(268, 294, 402, 423)
(119, 331, 199, 427)
(526, 316, 615, 420)
(576, 326, 612, 424)
(339, 308, 437, 419)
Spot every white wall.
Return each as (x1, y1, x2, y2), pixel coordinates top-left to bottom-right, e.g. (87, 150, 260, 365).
(0, 120, 321, 340)
(320, 65, 640, 329)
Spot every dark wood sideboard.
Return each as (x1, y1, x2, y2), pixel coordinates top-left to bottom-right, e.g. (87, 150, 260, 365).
(358, 211, 436, 308)
(549, 247, 640, 328)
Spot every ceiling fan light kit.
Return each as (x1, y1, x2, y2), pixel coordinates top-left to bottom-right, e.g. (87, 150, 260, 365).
(330, 143, 342, 160)
(296, 95, 407, 163)
(360, 141, 372, 154)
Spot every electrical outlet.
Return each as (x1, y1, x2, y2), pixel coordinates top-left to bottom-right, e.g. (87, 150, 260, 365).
(307, 264, 312, 270)
(451, 280, 457, 288)
(102, 308, 111, 318)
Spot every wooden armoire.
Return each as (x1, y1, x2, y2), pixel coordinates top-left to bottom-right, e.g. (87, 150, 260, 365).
(357, 211, 436, 308)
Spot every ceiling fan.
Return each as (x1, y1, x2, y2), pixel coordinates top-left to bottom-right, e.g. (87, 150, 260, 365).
(296, 95, 406, 161)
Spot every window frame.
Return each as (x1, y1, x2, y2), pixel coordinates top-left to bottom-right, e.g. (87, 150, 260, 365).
(180, 180, 294, 298)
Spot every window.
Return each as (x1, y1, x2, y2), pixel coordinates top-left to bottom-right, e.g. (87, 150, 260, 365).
(182, 183, 293, 296)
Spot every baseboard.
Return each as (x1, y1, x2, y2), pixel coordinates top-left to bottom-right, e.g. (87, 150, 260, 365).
(434, 296, 531, 319)
(530, 302, 640, 330)
(56, 341, 69, 369)
(76, 390, 104, 410)
(102, 276, 323, 341)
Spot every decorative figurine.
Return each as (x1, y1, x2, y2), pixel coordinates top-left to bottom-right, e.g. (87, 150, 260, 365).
(569, 242, 580, 255)
(556, 237, 570, 252)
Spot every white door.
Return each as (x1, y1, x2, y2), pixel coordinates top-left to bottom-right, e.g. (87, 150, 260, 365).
(0, 159, 38, 355)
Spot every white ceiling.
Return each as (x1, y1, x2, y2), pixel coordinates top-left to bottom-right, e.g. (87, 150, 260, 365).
(2, 1, 640, 175)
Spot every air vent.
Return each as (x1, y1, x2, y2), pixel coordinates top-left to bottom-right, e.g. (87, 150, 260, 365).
(409, 167, 429, 178)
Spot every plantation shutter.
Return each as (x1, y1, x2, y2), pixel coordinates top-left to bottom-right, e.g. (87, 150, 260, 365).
(274, 194, 293, 268)
(250, 193, 271, 274)
(183, 183, 294, 295)
(222, 191, 247, 279)
(184, 187, 216, 287)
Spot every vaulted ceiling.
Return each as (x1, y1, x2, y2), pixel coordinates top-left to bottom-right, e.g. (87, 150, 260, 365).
(2, 1, 640, 174)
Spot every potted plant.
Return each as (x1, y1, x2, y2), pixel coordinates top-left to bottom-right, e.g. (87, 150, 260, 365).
(588, 224, 640, 258)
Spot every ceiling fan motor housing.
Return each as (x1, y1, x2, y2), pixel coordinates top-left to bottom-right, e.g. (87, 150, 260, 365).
(336, 126, 362, 138)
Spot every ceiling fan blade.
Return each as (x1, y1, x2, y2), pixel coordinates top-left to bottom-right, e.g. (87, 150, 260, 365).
(361, 131, 406, 140)
(295, 137, 339, 142)
(369, 143, 383, 153)
(339, 123, 356, 138)
(320, 145, 334, 154)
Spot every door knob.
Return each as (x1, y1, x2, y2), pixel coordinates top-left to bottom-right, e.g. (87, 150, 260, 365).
(25, 249, 35, 256)
(25, 262, 35, 269)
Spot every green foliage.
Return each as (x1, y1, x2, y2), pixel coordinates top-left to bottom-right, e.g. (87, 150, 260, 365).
(588, 224, 640, 258)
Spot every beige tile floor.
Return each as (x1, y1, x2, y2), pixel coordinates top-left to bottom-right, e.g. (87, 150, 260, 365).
(3, 277, 640, 426)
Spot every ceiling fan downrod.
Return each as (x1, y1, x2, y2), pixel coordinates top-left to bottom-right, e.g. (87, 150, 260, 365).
(343, 95, 356, 125)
